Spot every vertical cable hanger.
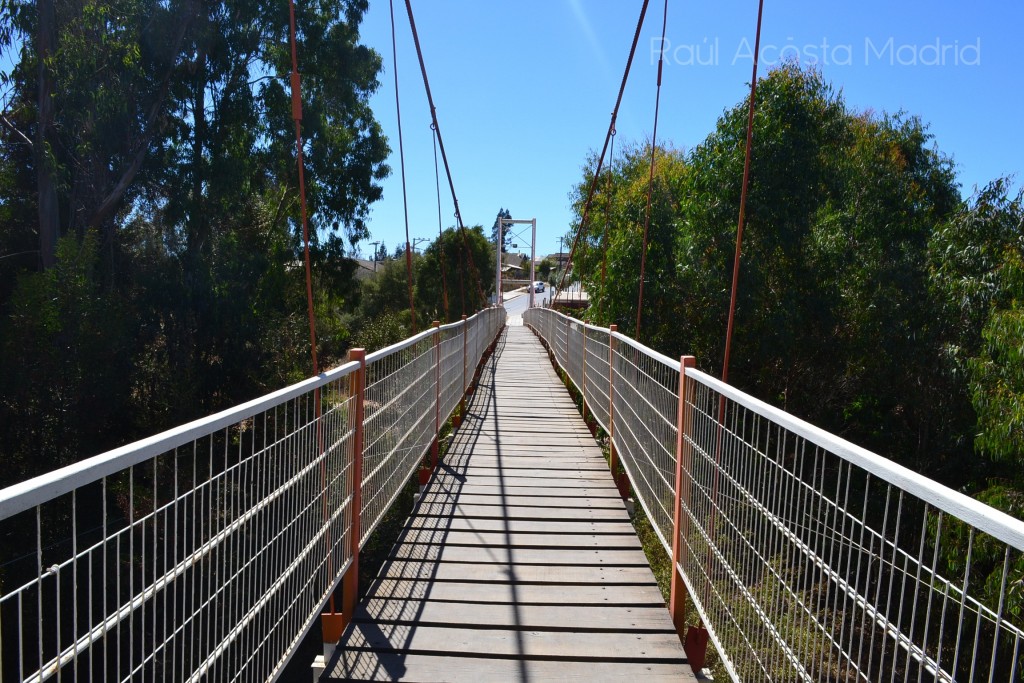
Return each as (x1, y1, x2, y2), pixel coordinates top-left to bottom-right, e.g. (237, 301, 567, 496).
(432, 123, 451, 321)
(721, 0, 766, 385)
(389, 0, 418, 332)
(703, 0, 767, 641)
(287, 0, 333, 620)
(599, 126, 616, 317)
(556, 0, 652, 307)
(287, 0, 318, 375)
(635, 0, 669, 340)
(404, 0, 486, 310)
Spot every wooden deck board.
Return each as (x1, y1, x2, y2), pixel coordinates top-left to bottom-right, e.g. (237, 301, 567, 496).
(324, 325, 694, 681)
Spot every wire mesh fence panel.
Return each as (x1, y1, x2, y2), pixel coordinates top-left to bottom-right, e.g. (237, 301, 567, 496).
(565, 320, 585, 395)
(610, 333, 680, 553)
(0, 363, 359, 683)
(552, 311, 568, 370)
(680, 368, 1024, 683)
(525, 309, 1024, 683)
(361, 333, 437, 544)
(438, 324, 464, 423)
(583, 325, 611, 434)
(0, 305, 507, 683)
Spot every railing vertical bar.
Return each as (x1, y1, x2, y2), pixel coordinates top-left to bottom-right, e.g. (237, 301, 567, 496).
(461, 315, 468, 413)
(987, 548, 1012, 683)
(608, 326, 622, 497)
(919, 511, 944, 683)
(432, 321, 441, 471)
(904, 505, 931, 683)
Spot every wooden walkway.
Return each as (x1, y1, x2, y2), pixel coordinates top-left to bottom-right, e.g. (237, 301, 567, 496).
(324, 325, 694, 681)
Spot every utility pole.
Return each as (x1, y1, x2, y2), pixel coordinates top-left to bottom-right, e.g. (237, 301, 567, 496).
(369, 241, 381, 272)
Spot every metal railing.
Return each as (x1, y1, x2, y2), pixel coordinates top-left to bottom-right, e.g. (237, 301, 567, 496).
(0, 307, 504, 683)
(525, 306, 1024, 682)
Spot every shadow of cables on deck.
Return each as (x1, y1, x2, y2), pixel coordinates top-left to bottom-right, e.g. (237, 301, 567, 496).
(325, 329, 510, 680)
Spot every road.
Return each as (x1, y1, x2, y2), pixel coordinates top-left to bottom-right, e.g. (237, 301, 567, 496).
(502, 287, 551, 319)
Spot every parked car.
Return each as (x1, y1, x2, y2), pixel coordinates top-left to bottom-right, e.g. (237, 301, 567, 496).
(534, 281, 545, 292)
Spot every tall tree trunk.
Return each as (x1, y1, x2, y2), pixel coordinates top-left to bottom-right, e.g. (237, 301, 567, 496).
(37, 0, 59, 269)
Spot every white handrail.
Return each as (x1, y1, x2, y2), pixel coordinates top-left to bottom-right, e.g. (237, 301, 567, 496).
(0, 360, 360, 520)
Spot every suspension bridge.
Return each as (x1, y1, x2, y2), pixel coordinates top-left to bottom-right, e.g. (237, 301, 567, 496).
(2, 0, 1023, 680)
(1, 303, 1023, 682)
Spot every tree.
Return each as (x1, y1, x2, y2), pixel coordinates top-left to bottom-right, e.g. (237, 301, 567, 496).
(567, 63, 963, 475)
(373, 242, 389, 262)
(0, 0, 388, 483)
(490, 207, 512, 252)
(416, 226, 494, 321)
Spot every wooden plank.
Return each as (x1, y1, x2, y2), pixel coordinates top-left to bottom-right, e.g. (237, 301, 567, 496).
(361, 578, 668, 606)
(376, 560, 659, 585)
(393, 529, 642, 549)
(433, 468, 610, 480)
(419, 485, 622, 499)
(328, 652, 694, 682)
(339, 624, 686, 660)
(355, 599, 676, 632)
(423, 479, 614, 489)
(410, 503, 629, 521)
(386, 545, 649, 566)
(437, 457, 609, 469)
(404, 517, 636, 534)
(415, 493, 626, 508)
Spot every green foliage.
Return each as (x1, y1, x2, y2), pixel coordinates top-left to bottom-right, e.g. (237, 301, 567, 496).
(360, 255, 419, 322)
(0, 233, 132, 481)
(490, 207, 512, 251)
(570, 63, 971, 477)
(352, 311, 409, 353)
(969, 250, 1024, 464)
(0, 0, 385, 487)
(415, 225, 495, 322)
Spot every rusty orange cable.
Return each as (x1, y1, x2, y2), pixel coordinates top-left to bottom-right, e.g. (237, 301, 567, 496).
(706, 0, 766, 619)
(432, 124, 450, 321)
(556, 0, 651, 307)
(722, 0, 766, 385)
(287, 0, 318, 376)
(404, 0, 486, 311)
(389, 0, 418, 332)
(287, 0, 332, 614)
(635, 0, 669, 340)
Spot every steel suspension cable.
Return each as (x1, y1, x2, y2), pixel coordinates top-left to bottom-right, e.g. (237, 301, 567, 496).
(403, 0, 487, 310)
(600, 127, 616, 294)
(704, 0, 767, 629)
(722, 0, 765, 386)
(287, 0, 333, 616)
(635, 0, 669, 340)
(287, 0, 318, 376)
(389, 0, 417, 333)
(432, 123, 451, 321)
(556, 0, 651, 305)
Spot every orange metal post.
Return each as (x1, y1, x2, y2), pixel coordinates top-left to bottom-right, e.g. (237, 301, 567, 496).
(608, 325, 623, 497)
(332, 347, 366, 637)
(672, 356, 706, 669)
(581, 321, 589, 429)
(565, 315, 571, 372)
(459, 314, 468, 420)
(430, 321, 441, 470)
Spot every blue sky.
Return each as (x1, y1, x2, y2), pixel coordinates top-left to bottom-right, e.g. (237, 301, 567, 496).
(356, 0, 1023, 258)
